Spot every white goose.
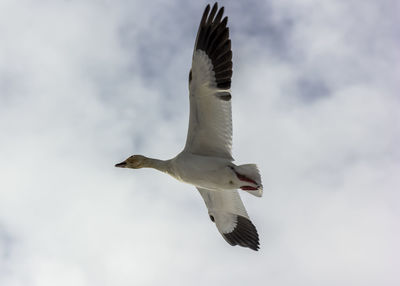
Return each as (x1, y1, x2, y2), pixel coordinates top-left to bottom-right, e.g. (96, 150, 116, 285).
(116, 2, 263, 251)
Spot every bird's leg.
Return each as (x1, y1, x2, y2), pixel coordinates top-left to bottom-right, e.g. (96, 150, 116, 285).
(229, 166, 260, 191)
(240, 186, 259, 191)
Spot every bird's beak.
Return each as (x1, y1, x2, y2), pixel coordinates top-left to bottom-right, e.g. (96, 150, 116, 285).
(115, 161, 127, 168)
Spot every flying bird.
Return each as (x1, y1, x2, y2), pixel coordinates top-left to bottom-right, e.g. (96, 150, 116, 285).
(116, 2, 263, 251)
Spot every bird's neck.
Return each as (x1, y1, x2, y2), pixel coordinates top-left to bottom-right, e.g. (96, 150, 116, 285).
(143, 157, 172, 175)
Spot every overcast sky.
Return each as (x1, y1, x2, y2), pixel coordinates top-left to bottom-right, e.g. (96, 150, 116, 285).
(1, 0, 399, 285)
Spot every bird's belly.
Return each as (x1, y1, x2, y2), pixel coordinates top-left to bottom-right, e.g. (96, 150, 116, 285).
(181, 168, 237, 190)
(173, 154, 239, 190)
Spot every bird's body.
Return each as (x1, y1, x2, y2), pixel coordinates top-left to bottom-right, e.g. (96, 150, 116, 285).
(116, 3, 263, 251)
(171, 153, 235, 189)
(171, 152, 261, 192)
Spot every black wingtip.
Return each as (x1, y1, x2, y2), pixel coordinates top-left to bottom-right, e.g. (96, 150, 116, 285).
(195, 3, 232, 89)
(223, 216, 260, 251)
(201, 4, 211, 25)
(207, 3, 218, 25)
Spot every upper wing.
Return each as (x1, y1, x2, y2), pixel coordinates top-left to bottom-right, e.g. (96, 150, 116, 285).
(184, 3, 234, 160)
(197, 187, 260, 251)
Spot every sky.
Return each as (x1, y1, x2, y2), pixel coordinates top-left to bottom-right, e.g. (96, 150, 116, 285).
(1, 0, 399, 285)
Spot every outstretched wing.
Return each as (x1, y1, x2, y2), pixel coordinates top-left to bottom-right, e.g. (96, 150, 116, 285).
(197, 187, 260, 251)
(185, 3, 233, 160)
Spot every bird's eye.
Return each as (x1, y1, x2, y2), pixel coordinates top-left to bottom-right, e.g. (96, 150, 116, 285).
(209, 215, 215, 222)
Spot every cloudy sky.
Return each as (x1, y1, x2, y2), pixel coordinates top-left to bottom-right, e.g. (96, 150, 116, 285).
(1, 0, 399, 285)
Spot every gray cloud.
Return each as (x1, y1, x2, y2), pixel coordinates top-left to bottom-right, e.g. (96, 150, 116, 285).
(1, 0, 399, 285)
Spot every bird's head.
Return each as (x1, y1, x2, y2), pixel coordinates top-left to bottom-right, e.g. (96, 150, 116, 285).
(115, 155, 147, 169)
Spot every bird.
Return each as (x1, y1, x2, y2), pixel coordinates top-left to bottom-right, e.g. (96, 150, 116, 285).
(115, 2, 263, 251)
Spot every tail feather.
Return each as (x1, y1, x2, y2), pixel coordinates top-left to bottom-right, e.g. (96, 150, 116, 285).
(236, 164, 263, 197)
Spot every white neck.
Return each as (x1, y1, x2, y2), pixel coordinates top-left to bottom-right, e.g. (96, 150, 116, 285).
(142, 157, 172, 175)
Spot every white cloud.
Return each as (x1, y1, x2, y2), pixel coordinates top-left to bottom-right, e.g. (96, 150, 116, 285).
(1, 0, 399, 285)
